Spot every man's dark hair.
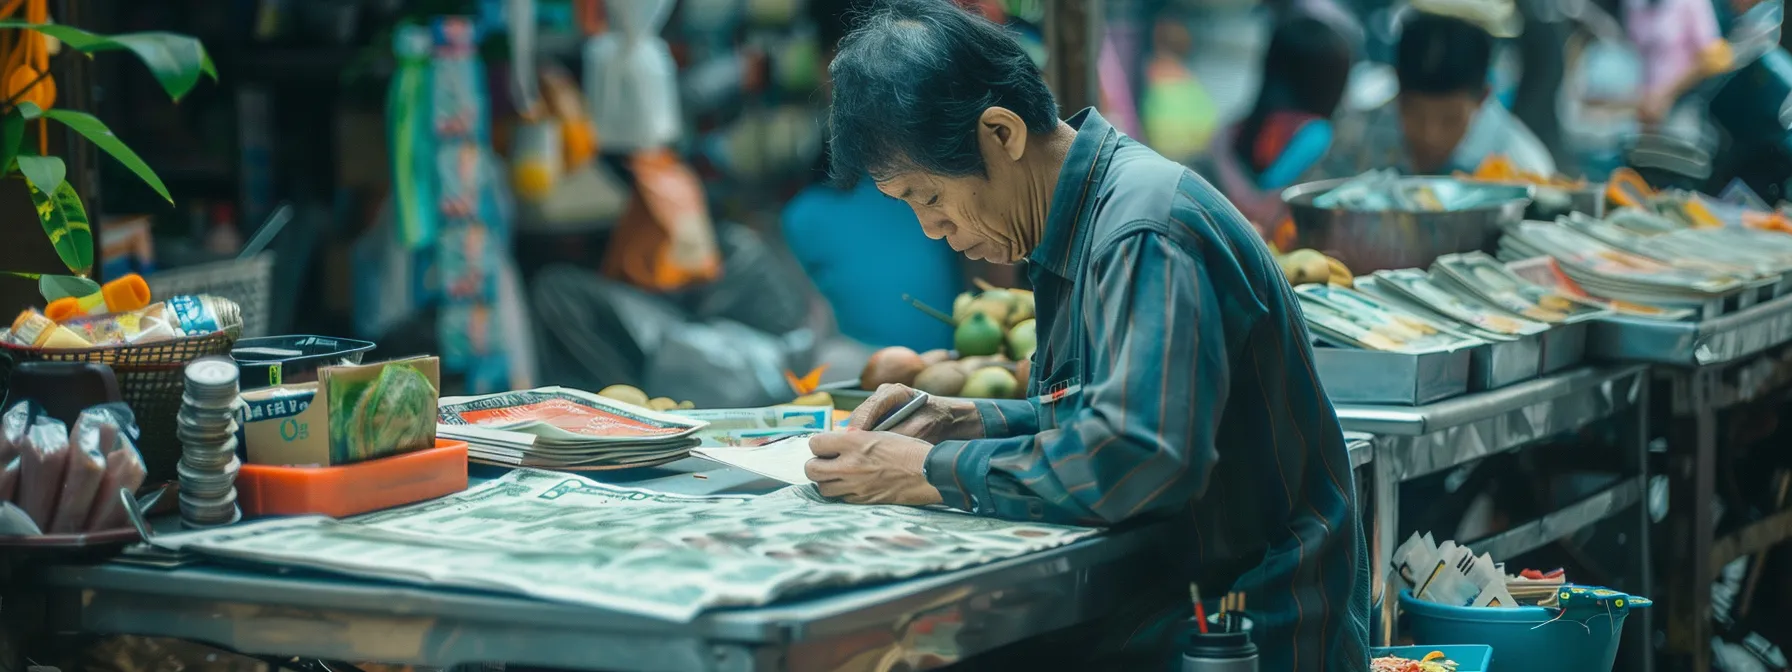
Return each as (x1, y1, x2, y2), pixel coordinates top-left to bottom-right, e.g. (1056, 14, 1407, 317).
(824, 0, 1059, 187)
(1395, 12, 1494, 96)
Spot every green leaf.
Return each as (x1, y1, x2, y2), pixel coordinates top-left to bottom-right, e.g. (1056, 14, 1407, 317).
(0, 271, 42, 281)
(25, 179, 93, 276)
(0, 108, 22, 176)
(41, 109, 170, 204)
(0, 22, 213, 101)
(38, 274, 99, 302)
(14, 154, 65, 196)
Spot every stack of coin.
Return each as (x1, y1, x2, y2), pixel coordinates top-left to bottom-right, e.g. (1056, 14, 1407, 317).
(179, 356, 242, 528)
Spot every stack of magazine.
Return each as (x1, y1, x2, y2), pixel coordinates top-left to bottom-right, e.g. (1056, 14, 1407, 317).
(438, 387, 707, 470)
(1369, 269, 1551, 340)
(1500, 220, 1745, 309)
(1431, 252, 1609, 324)
(1295, 284, 1481, 353)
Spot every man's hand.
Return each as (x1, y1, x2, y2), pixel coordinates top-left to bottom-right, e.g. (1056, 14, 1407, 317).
(848, 384, 982, 443)
(805, 431, 944, 506)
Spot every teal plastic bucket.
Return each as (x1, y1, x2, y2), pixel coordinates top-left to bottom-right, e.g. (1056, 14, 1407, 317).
(1399, 590, 1631, 671)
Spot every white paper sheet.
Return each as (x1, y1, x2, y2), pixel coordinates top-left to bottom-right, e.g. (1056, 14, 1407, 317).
(691, 434, 819, 485)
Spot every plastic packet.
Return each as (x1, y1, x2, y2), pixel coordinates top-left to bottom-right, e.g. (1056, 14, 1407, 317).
(79, 404, 145, 532)
(18, 407, 70, 529)
(49, 407, 120, 532)
(0, 457, 19, 503)
(0, 401, 25, 469)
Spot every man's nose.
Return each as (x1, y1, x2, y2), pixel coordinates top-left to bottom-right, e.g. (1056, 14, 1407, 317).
(919, 218, 954, 240)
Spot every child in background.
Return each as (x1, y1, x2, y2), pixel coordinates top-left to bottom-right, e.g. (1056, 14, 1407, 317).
(1200, 13, 1355, 237)
(1323, 11, 1556, 177)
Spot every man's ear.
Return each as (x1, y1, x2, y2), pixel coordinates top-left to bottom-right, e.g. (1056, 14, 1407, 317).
(979, 106, 1030, 163)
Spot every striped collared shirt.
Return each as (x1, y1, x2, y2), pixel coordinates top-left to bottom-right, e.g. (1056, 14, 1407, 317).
(926, 109, 1370, 671)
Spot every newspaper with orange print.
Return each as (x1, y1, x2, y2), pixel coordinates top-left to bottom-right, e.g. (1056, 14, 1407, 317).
(437, 386, 707, 468)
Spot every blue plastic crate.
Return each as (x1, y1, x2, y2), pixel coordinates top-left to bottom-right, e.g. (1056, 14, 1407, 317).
(1372, 645, 1493, 671)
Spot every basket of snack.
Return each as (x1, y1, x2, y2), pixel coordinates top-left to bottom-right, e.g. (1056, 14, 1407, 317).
(0, 293, 244, 483)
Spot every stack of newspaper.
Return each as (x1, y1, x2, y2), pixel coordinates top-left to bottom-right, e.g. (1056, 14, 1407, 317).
(142, 469, 1099, 622)
(437, 387, 707, 469)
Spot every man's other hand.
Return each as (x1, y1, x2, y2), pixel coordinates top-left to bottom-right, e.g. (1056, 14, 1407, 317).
(805, 430, 944, 506)
(847, 383, 982, 443)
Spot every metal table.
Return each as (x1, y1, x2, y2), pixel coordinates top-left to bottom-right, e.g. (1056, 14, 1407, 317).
(1335, 364, 1653, 657)
(33, 441, 1377, 672)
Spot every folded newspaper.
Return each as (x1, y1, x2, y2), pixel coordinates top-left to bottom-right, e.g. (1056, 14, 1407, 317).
(144, 469, 1098, 621)
(1391, 531, 1567, 608)
(437, 387, 707, 469)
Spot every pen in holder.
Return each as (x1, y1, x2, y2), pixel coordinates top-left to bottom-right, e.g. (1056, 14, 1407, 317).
(1181, 589, 1257, 672)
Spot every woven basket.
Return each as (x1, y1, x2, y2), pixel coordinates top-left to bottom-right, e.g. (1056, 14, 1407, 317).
(0, 332, 237, 483)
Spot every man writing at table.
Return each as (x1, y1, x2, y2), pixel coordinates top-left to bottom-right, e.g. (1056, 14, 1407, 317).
(802, 1, 1371, 669)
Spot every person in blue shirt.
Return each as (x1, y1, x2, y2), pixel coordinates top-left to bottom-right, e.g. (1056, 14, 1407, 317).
(781, 0, 965, 352)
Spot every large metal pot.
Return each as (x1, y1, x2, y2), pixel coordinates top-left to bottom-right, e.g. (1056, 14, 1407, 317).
(1281, 177, 1533, 273)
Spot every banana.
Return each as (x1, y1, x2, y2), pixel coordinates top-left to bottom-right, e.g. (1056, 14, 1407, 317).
(1325, 255, 1354, 287)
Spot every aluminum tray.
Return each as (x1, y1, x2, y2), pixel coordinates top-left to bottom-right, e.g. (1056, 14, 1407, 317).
(1538, 319, 1591, 374)
(1589, 292, 1792, 366)
(1313, 346, 1474, 405)
(1357, 277, 1542, 390)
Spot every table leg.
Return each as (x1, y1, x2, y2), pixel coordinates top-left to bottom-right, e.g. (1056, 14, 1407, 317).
(1665, 369, 1717, 672)
(1623, 379, 1655, 672)
(1372, 441, 1400, 647)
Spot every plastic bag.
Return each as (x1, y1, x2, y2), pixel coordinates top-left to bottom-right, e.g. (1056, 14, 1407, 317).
(18, 408, 70, 529)
(50, 405, 128, 533)
(81, 403, 145, 532)
(532, 265, 819, 408)
(584, 0, 680, 152)
(0, 457, 19, 503)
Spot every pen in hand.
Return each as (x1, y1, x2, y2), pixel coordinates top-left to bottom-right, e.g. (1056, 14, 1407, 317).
(870, 392, 931, 432)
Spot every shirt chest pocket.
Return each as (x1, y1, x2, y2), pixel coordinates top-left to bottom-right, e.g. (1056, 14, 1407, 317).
(1031, 355, 1084, 431)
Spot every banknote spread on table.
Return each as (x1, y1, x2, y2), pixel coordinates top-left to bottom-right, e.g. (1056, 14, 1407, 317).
(145, 469, 1098, 621)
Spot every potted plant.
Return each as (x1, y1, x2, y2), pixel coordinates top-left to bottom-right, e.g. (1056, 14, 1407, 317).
(0, 19, 213, 302)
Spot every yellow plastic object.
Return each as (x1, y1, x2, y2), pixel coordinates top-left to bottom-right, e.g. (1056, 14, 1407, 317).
(1606, 168, 1656, 209)
(44, 273, 152, 323)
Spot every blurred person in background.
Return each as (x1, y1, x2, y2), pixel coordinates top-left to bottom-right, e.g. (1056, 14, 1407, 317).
(1200, 13, 1355, 240)
(1322, 11, 1555, 176)
(1624, 0, 1734, 129)
(781, 0, 1011, 353)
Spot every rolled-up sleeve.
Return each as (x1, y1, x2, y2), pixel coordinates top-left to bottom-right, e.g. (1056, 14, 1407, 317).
(925, 231, 1228, 526)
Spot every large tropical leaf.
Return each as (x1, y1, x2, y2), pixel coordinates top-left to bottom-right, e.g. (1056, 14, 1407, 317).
(0, 21, 214, 100)
(37, 108, 170, 204)
(14, 154, 65, 196)
(38, 274, 100, 301)
(24, 178, 93, 276)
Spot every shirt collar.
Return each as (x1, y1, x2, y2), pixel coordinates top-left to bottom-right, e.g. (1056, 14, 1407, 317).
(1028, 107, 1116, 279)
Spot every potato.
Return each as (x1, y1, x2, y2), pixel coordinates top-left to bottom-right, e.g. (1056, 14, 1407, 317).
(860, 346, 927, 389)
(913, 362, 969, 396)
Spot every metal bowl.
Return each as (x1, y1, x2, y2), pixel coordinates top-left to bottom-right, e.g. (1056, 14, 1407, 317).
(1282, 177, 1533, 273)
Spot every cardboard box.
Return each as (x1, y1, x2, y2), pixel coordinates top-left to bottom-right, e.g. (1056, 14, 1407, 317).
(242, 356, 440, 467)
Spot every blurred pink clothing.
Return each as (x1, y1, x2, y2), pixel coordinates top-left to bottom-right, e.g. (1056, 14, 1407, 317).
(1624, 0, 1722, 97)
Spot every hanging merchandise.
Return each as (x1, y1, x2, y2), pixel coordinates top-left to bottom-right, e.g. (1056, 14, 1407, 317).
(388, 27, 438, 249)
(508, 0, 562, 203)
(430, 17, 513, 394)
(584, 0, 681, 153)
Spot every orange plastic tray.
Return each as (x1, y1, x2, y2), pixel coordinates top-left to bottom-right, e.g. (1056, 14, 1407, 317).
(237, 439, 469, 518)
